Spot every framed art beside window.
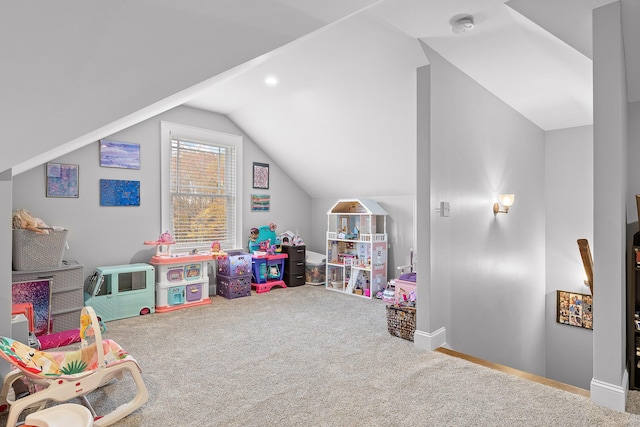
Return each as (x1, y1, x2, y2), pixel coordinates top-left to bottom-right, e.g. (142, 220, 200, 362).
(251, 194, 270, 212)
(99, 139, 140, 169)
(46, 163, 79, 198)
(253, 162, 269, 189)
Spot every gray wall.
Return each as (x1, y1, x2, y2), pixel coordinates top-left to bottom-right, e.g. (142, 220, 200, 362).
(544, 125, 594, 390)
(12, 105, 312, 282)
(425, 44, 548, 376)
(591, 1, 628, 410)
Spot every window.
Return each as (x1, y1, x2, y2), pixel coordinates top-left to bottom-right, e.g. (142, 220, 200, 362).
(161, 122, 243, 250)
(118, 271, 147, 292)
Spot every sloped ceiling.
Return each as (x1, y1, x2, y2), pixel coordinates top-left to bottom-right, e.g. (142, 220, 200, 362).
(186, 0, 596, 198)
(6, 0, 638, 200)
(188, 11, 428, 198)
(2, 0, 378, 175)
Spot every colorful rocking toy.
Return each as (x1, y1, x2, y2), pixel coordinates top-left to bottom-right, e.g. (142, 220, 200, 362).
(0, 306, 148, 426)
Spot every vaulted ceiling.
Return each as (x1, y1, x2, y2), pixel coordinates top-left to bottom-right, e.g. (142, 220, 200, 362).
(4, 0, 639, 199)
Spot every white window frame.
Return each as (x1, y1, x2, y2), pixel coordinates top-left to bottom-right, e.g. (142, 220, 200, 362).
(160, 121, 243, 251)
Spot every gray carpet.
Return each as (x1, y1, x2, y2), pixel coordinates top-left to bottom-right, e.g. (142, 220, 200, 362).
(4, 285, 640, 426)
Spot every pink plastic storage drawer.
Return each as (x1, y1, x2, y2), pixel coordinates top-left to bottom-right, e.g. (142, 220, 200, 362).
(217, 251, 252, 278)
(216, 274, 251, 299)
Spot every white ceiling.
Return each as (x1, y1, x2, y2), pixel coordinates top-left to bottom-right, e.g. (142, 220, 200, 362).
(7, 0, 639, 199)
(3, 0, 380, 175)
(186, 0, 622, 198)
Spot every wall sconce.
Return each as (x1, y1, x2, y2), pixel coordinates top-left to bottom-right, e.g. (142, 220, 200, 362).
(493, 194, 515, 215)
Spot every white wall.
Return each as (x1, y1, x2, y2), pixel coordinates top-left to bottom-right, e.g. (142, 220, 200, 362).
(544, 125, 594, 389)
(424, 45, 547, 376)
(12, 105, 311, 281)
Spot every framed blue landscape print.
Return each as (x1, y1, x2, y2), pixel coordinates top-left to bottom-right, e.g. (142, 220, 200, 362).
(99, 139, 140, 169)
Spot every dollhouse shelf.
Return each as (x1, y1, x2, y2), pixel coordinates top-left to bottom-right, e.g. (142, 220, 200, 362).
(326, 199, 387, 299)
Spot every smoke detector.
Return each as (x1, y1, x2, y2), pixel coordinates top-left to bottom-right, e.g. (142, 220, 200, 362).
(452, 16, 475, 34)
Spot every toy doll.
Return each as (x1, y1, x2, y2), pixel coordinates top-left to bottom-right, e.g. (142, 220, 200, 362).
(12, 209, 50, 234)
(268, 264, 280, 279)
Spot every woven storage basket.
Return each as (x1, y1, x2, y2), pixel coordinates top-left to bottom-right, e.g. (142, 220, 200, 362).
(386, 305, 416, 341)
(12, 229, 68, 271)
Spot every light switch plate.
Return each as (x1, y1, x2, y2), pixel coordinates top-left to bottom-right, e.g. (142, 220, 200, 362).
(441, 201, 450, 217)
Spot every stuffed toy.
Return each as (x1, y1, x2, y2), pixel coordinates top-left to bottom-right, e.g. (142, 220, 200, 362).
(12, 209, 50, 234)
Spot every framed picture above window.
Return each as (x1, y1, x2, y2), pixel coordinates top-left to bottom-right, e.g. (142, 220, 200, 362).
(253, 162, 269, 189)
(46, 163, 79, 198)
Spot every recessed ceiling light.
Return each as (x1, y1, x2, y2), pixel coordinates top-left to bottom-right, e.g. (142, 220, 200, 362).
(265, 76, 278, 86)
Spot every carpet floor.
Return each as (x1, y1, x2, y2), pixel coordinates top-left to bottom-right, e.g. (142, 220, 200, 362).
(3, 284, 640, 426)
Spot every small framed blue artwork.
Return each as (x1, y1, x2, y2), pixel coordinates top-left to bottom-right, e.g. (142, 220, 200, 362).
(100, 179, 140, 206)
(99, 139, 140, 169)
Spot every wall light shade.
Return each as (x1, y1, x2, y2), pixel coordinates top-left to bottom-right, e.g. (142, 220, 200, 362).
(493, 194, 515, 215)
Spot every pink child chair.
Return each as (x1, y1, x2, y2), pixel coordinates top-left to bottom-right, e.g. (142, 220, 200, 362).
(0, 306, 148, 426)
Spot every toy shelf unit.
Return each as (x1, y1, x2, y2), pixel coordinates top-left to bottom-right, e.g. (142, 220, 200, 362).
(150, 253, 212, 312)
(251, 253, 288, 293)
(85, 263, 155, 322)
(326, 199, 388, 299)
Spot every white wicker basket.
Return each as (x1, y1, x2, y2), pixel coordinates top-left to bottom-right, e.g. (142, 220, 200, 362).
(12, 229, 68, 271)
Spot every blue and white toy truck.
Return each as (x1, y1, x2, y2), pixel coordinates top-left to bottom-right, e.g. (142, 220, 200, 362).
(84, 263, 155, 322)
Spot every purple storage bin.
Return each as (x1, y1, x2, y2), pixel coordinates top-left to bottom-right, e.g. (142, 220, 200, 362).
(216, 274, 251, 299)
(217, 251, 252, 277)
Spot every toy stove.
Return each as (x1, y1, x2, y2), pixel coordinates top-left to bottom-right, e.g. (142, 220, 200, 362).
(151, 253, 212, 312)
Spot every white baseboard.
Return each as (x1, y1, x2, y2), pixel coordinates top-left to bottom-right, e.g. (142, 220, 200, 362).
(590, 369, 628, 412)
(414, 327, 446, 350)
